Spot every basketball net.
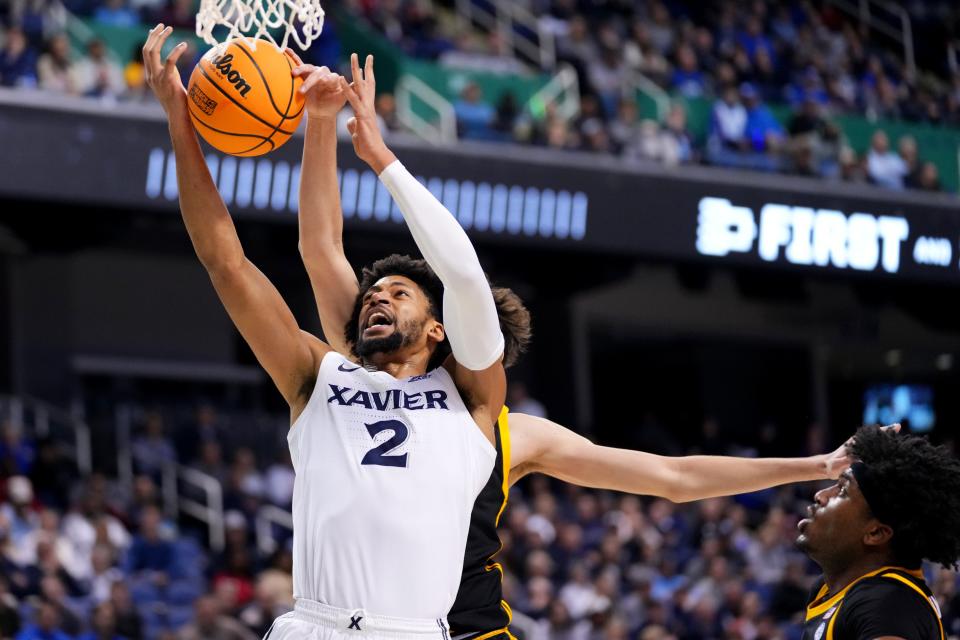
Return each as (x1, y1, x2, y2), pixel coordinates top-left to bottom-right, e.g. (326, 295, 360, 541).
(195, 0, 324, 51)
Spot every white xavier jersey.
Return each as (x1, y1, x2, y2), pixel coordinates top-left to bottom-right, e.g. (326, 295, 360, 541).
(287, 351, 497, 619)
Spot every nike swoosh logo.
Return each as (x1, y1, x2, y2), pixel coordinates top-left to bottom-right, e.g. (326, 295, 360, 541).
(338, 363, 362, 372)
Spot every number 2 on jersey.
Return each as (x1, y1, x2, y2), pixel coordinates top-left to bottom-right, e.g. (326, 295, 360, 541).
(361, 419, 409, 468)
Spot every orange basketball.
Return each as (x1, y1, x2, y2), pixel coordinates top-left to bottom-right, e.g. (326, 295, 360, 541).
(187, 38, 305, 157)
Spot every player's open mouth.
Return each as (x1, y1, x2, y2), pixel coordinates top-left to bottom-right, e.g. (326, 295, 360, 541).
(363, 311, 395, 336)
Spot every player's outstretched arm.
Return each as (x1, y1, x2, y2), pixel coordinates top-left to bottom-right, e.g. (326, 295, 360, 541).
(288, 54, 358, 356)
(508, 413, 861, 502)
(340, 53, 505, 425)
(143, 25, 328, 412)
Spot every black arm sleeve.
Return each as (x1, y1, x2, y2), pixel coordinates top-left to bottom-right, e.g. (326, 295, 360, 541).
(834, 581, 940, 640)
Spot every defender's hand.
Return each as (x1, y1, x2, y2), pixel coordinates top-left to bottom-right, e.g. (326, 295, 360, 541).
(142, 24, 189, 116)
(821, 422, 901, 479)
(340, 53, 395, 173)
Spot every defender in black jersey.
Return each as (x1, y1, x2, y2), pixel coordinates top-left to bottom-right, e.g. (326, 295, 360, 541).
(796, 426, 960, 640)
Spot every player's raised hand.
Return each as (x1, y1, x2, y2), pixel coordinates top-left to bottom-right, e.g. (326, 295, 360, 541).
(340, 53, 395, 173)
(142, 24, 189, 116)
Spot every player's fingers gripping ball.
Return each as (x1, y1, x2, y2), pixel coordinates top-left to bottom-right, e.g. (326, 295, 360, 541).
(187, 38, 305, 157)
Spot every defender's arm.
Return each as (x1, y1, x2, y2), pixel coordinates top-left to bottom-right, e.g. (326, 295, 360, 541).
(508, 413, 847, 502)
(292, 59, 359, 356)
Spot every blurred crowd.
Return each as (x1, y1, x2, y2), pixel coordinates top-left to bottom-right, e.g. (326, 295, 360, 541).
(2, 387, 960, 640)
(0, 406, 297, 640)
(1, 0, 958, 192)
(349, 0, 959, 192)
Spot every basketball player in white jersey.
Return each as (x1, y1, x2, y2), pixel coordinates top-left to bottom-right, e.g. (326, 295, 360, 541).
(144, 27, 511, 640)
(294, 55, 867, 640)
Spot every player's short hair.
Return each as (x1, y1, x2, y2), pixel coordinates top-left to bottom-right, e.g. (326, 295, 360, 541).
(345, 254, 531, 370)
(850, 425, 960, 569)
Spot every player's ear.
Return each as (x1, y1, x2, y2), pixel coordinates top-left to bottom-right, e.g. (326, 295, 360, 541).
(426, 319, 445, 346)
(862, 521, 894, 548)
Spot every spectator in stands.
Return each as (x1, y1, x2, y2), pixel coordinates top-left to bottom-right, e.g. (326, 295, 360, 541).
(177, 595, 257, 640)
(263, 450, 294, 508)
(866, 129, 907, 189)
(123, 43, 147, 100)
(626, 118, 680, 165)
(1, 476, 39, 552)
(0, 576, 20, 637)
(108, 582, 142, 640)
(92, 0, 137, 27)
(131, 411, 176, 481)
(669, 44, 706, 99)
(742, 83, 784, 157)
(738, 15, 774, 66)
(0, 27, 38, 88)
(492, 92, 518, 142)
(128, 474, 161, 526)
(14, 601, 71, 640)
(238, 573, 291, 637)
(709, 84, 747, 152)
(39, 575, 82, 635)
(587, 36, 627, 116)
(177, 403, 224, 459)
(556, 15, 597, 73)
(87, 543, 123, 603)
(609, 98, 639, 153)
(541, 114, 578, 152)
(769, 558, 809, 623)
(22, 509, 83, 582)
(838, 145, 866, 184)
(10, 0, 67, 45)
(581, 117, 614, 154)
(155, 0, 193, 29)
(645, 2, 674, 55)
(897, 135, 920, 186)
(786, 66, 829, 108)
(751, 47, 781, 102)
(125, 504, 174, 584)
(72, 38, 125, 99)
(192, 440, 227, 486)
(0, 421, 34, 477)
(212, 545, 256, 612)
(225, 447, 264, 519)
(36, 34, 76, 94)
(661, 103, 694, 165)
(915, 161, 942, 192)
(374, 93, 399, 132)
(62, 482, 131, 577)
(454, 82, 496, 141)
(77, 601, 123, 640)
(29, 438, 75, 511)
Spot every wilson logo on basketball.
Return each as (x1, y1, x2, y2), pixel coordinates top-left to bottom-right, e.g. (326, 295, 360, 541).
(210, 53, 252, 98)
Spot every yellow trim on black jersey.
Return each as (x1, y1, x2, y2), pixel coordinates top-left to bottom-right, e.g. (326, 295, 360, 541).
(495, 406, 511, 526)
(879, 572, 945, 640)
(500, 598, 513, 623)
(469, 628, 517, 640)
(805, 566, 924, 621)
(491, 408, 513, 630)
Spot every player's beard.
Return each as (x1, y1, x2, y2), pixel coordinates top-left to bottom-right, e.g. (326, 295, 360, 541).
(356, 317, 423, 360)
